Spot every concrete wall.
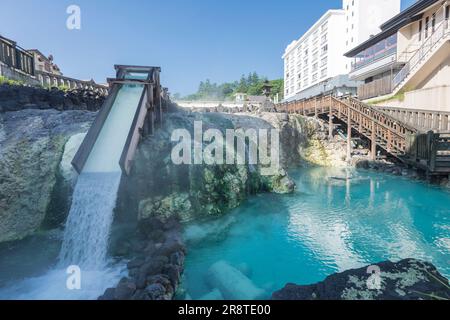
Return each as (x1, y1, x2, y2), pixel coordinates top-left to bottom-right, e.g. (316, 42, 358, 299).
(419, 52, 450, 89)
(404, 86, 450, 112)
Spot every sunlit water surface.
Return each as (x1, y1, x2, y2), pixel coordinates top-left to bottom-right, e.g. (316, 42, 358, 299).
(182, 167, 450, 300)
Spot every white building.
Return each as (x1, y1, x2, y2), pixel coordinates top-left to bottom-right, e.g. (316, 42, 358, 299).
(283, 0, 401, 100)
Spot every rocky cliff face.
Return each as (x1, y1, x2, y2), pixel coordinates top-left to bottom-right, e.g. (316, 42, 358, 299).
(116, 110, 309, 224)
(0, 109, 95, 243)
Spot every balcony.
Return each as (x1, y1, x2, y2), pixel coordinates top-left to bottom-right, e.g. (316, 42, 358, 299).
(350, 34, 398, 80)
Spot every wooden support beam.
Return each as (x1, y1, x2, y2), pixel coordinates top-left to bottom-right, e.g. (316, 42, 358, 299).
(315, 98, 318, 118)
(371, 120, 377, 161)
(347, 107, 352, 163)
(329, 105, 333, 140)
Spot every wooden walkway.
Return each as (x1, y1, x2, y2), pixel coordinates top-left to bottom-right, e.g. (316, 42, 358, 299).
(276, 95, 450, 175)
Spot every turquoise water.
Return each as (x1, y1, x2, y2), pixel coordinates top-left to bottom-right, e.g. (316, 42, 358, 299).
(182, 167, 450, 300)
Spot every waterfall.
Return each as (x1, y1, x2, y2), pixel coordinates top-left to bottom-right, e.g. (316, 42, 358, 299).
(58, 172, 122, 270)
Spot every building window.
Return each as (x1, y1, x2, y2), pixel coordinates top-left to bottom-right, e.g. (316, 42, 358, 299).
(432, 14, 436, 33)
(446, 5, 449, 20)
(321, 68, 327, 78)
(425, 16, 429, 38)
(419, 20, 422, 41)
(321, 44, 328, 55)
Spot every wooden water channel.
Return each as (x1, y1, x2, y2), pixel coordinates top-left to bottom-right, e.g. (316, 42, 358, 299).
(72, 65, 171, 176)
(276, 95, 450, 176)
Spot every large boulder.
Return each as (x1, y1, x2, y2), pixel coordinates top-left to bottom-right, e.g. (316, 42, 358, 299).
(0, 109, 95, 243)
(118, 110, 299, 223)
(272, 259, 450, 300)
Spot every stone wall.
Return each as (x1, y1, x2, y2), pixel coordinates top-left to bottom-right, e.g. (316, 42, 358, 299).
(0, 63, 40, 86)
(0, 83, 106, 113)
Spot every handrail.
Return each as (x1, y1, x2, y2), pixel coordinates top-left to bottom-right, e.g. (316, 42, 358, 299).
(276, 94, 420, 156)
(393, 15, 450, 89)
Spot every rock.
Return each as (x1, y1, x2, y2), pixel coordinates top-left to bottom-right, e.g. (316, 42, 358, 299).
(164, 264, 182, 287)
(156, 238, 186, 257)
(0, 109, 95, 243)
(117, 111, 304, 224)
(59, 132, 86, 185)
(139, 256, 168, 276)
(0, 84, 105, 113)
(98, 288, 116, 300)
(355, 160, 370, 169)
(170, 251, 185, 267)
(139, 193, 193, 221)
(206, 260, 266, 300)
(135, 273, 148, 290)
(145, 283, 166, 300)
(272, 259, 450, 300)
(131, 290, 150, 300)
(127, 257, 145, 269)
(114, 278, 137, 300)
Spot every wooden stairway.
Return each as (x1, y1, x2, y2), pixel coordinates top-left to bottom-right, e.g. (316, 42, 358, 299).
(276, 95, 450, 175)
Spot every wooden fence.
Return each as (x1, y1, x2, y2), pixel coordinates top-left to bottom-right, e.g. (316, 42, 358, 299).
(357, 74, 392, 100)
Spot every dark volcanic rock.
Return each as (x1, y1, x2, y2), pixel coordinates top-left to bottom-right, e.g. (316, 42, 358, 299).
(272, 259, 450, 300)
(99, 217, 185, 300)
(114, 278, 137, 300)
(0, 84, 106, 113)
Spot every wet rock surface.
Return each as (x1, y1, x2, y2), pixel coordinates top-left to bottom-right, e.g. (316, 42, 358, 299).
(0, 109, 95, 243)
(117, 109, 299, 224)
(99, 216, 185, 300)
(0, 84, 106, 113)
(272, 259, 450, 300)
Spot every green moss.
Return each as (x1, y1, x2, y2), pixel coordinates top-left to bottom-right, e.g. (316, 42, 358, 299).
(367, 92, 405, 106)
(0, 76, 25, 86)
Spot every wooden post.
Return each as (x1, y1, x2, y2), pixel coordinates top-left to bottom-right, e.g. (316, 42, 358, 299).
(387, 130, 392, 152)
(329, 104, 333, 140)
(347, 107, 352, 162)
(371, 120, 377, 161)
(315, 98, 318, 118)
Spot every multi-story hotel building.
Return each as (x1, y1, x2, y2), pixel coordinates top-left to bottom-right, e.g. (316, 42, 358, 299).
(283, 0, 401, 100)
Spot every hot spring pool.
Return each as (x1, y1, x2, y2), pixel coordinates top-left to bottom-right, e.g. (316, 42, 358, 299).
(181, 167, 450, 300)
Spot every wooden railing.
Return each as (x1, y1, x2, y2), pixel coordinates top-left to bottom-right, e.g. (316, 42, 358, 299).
(276, 94, 450, 174)
(405, 132, 450, 174)
(376, 106, 450, 132)
(276, 95, 418, 156)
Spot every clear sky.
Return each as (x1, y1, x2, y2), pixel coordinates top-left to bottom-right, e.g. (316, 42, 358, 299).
(1, 0, 417, 95)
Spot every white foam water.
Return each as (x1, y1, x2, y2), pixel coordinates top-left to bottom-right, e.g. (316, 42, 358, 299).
(58, 172, 122, 270)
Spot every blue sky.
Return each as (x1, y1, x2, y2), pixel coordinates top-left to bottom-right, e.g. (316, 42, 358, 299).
(1, 0, 416, 95)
